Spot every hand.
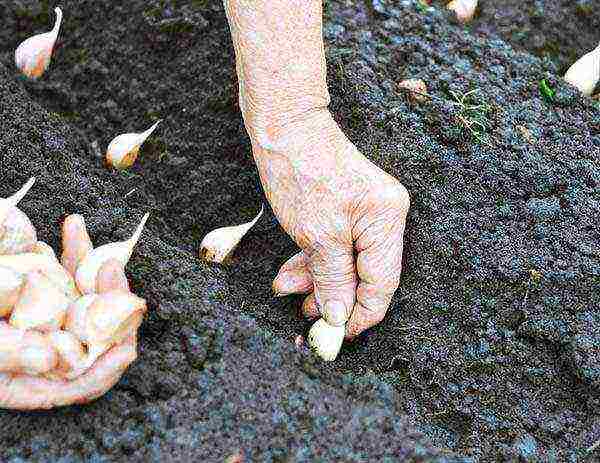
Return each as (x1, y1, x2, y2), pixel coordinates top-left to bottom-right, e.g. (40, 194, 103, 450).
(263, 110, 410, 338)
(0, 216, 141, 410)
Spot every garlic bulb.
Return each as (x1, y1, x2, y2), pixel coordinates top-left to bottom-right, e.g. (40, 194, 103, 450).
(106, 120, 162, 169)
(307, 318, 345, 362)
(75, 213, 150, 294)
(0, 177, 37, 255)
(14, 7, 63, 79)
(0, 253, 79, 300)
(447, 0, 477, 23)
(0, 266, 24, 318)
(0, 322, 58, 375)
(9, 271, 72, 332)
(564, 42, 600, 96)
(199, 205, 264, 263)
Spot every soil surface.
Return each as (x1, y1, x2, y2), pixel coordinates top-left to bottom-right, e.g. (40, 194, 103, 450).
(1, 0, 599, 461)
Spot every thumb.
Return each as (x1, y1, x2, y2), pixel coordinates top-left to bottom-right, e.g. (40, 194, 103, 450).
(307, 244, 357, 327)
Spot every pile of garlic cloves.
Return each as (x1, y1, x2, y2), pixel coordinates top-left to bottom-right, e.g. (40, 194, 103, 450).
(0, 178, 148, 393)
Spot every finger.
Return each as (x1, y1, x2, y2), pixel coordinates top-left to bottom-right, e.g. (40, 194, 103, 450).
(307, 244, 357, 327)
(0, 322, 58, 376)
(273, 252, 313, 296)
(61, 214, 93, 278)
(96, 259, 130, 294)
(345, 189, 408, 339)
(0, 337, 137, 410)
(301, 292, 320, 319)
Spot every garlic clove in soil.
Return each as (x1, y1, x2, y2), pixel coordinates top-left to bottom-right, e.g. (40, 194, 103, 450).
(0, 266, 25, 318)
(307, 318, 346, 362)
(398, 78, 428, 103)
(106, 120, 162, 169)
(199, 205, 264, 263)
(447, 0, 478, 23)
(0, 322, 58, 375)
(75, 212, 149, 294)
(9, 271, 72, 332)
(564, 42, 600, 96)
(0, 177, 37, 255)
(14, 7, 63, 79)
(43, 330, 86, 380)
(0, 253, 79, 300)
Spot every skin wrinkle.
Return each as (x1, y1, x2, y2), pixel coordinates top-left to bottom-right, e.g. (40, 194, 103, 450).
(225, 0, 410, 337)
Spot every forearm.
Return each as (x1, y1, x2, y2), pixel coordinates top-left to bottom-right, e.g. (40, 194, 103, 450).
(223, 0, 331, 145)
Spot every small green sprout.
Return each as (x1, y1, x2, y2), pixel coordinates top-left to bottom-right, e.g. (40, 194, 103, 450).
(539, 79, 556, 101)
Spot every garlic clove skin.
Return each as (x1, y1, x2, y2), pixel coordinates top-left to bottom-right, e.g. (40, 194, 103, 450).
(106, 120, 162, 170)
(64, 294, 98, 344)
(43, 330, 86, 380)
(447, 0, 477, 23)
(0, 177, 37, 255)
(0, 266, 25, 318)
(199, 205, 264, 263)
(0, 322, 58, 375)
(307, 318, 345, 362)
(75, 213, 150, 294)
(564, 42, 600, 96)
(0, 253, 79, 301)
(9, 271, 72, 332)
(14, 7, 63, 79)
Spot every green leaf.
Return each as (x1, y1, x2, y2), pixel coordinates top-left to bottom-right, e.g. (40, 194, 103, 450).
(539, 78, 556, 101)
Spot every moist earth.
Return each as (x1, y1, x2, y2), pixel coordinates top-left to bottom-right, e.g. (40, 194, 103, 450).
(1, 0, 599, 461)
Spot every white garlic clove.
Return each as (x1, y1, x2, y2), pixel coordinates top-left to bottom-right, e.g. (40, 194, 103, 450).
(43, 330, 86, 380)
(61, 214, 94, 278)
(106, 120, 163, 169)
(0, 177, 37, 255)
(0, 253, 79, 301)
(14, 7, 63, 79)
(9, 271, 72, 332)
(33, 241, 58, 261)
(199, 205, 264, 263)
(307, 318, 345, 362)
(0, 322, 58, 375)
(75, 213, 150, 294)
(398, 78, 428, 103)
(64, 294, 98, 344)
(564, 42, 600, 96)
(447, 0, 478, 23)
(0, 266, 25, 318)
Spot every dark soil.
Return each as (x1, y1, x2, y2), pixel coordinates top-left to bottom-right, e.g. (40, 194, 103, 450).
(1, 0, 599, 461)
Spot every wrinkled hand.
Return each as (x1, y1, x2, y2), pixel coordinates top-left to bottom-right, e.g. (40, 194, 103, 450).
(262, 112, 410, 338)
(0, 216, 139, 410)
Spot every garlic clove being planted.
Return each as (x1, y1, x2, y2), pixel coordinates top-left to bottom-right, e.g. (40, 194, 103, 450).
(106, 120, 163, 169)
(0, 253, 79, 300)
(307, 318, 345, 362)
(9, 271, 72, 332)
(447, 0, 478, 23)
(199, 205, 264, 263)
(14, 7, 63, 79)
(564, 42, 600, 96)
(0, 177, 37, 255)
(0, 266, 24, 318)
(75, 213, 150, 294)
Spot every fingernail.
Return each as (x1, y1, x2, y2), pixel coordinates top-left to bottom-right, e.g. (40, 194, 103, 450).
(322, 300, 347, 326)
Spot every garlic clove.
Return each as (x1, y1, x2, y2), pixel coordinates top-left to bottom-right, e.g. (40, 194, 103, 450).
(9, 271, 72, 332)
(106, 120, 163, 169)
(0, 322, 58, 375)
(447, 0, 477, 23)
(43, 330, 86, 380)
(0, 177, 37, 255)
(64, 294, 98, 344)
(0, 253, 79, 300)
(0, 266, 25, 318)
(61, 214, 94, 278)
(75, 213, 150, 294)
(14, 7, 63, 79)
(199, 205, 264, 263)
(33, 241, 58, 261)
(307, 318, 345, 362)
(398, 78, 428, 103)
(564, 42, 600, 96)
(96, 259, 130, 294)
